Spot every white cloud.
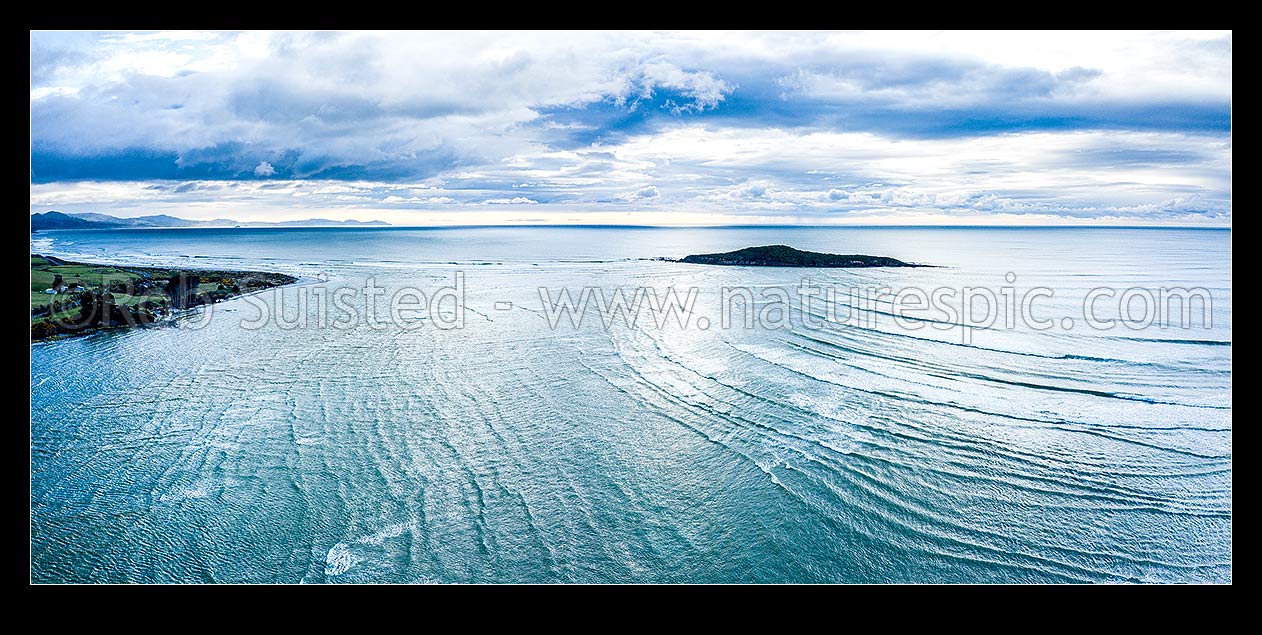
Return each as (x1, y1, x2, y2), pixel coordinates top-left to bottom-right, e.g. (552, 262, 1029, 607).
(28, 30, 1231, 225)
(637, 62, 733, 113)
(737, 183, 770, 199)
(383, 195, 456, 204)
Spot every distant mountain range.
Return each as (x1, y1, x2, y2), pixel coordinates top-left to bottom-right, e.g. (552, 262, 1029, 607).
(31, 211, 390, 231)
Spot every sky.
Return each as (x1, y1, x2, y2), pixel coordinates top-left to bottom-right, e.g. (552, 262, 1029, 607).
(30, 30, 1232, 226)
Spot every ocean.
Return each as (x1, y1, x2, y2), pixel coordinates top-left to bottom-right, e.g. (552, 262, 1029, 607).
(30, 226, 1232, 583)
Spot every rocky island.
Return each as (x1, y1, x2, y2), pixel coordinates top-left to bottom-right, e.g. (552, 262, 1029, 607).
(31, 255, 296, 340)
(676, 245, 922, 268)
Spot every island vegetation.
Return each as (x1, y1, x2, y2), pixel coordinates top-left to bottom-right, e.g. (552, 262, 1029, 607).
(676, 245, 923, 268)
(31, 254, 296, 341)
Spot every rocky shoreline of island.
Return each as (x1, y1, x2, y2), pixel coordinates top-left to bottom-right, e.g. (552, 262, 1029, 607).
(671, 245, 925, 268)
(31, 254, 297, 341)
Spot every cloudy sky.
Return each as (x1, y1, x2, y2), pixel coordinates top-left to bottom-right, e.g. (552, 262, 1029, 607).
(30, 30, 1231, 225)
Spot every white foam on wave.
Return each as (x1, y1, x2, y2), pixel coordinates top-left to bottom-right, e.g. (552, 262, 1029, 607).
(324, 521, 417, 576)
(324, 542, 362, 576)
(360, 522, 412, 546)
(157, 479, 213, 503)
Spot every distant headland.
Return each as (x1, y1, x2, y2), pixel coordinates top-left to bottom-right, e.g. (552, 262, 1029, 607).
(31, 211, 390, 232)
(674, 245, 923, 268)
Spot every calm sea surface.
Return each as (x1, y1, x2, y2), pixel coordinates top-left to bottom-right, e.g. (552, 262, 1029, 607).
(31, 226, 1231, 582)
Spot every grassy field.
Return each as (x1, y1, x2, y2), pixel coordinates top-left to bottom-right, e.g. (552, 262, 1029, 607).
(30, 255, 166, 310)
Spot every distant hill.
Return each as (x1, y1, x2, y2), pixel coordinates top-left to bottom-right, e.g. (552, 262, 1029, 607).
(70, 212, 132, 224)
(124, 214, 202, 228)
(32, 211, 390, 231)
(30, 211, 118, 230)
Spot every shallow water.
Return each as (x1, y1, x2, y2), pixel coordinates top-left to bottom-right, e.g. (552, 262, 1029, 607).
(31, 226, 1231, 582)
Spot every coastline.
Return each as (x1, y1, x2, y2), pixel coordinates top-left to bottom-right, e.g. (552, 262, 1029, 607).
(31, 254, 298, 342)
